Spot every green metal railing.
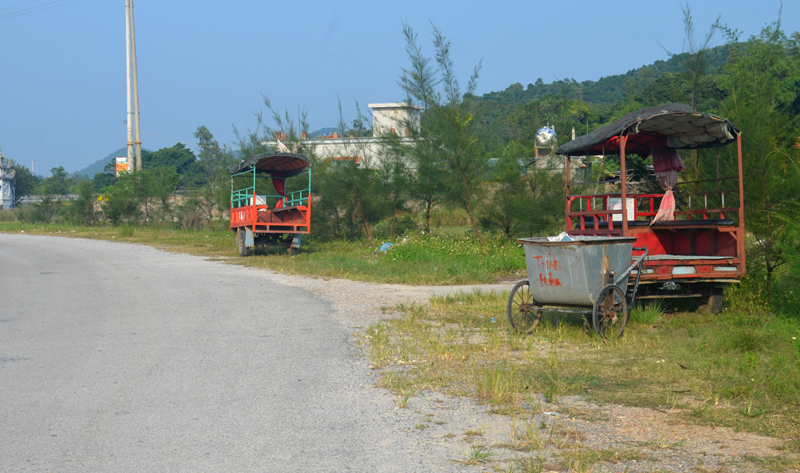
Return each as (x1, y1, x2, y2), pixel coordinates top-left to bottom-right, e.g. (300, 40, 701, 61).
(230, 168, 311, 209)
(231, 169, 256, 209)
(285, 189, 309, 207)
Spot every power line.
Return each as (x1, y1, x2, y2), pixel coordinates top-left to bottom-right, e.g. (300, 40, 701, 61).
(0, 0, 52, 13)
(0, 0, 79, 21)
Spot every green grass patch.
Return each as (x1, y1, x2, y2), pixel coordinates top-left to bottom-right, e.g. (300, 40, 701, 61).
(1, 222, 525, 285)
(363, 290, 800, 449)
(246, 231, 525, 284)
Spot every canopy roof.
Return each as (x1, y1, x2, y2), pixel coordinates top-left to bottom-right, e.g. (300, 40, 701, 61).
(227, 152, 311, 176)
(555, 103, 740, 157)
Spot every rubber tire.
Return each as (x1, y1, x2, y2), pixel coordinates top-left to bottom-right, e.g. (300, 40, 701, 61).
(236, 228, 248, 257)
(506, 280, 541, 333)
(288, 246, 298, 256)
(592, 284, 628, 339)
(697, 285, 724, 314)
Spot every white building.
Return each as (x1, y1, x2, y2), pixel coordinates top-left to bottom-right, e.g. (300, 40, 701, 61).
(264, 103, 421, 167)
(0, 147, 15, 209)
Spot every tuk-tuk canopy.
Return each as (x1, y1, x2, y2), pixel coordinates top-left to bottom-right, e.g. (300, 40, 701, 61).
(227, 152, 311, 177)
(555, 103, 740, 157)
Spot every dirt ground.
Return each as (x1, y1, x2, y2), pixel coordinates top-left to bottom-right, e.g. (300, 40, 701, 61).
(260, 266, 799, 473)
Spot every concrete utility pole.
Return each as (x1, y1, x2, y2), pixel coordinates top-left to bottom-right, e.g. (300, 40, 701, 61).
(129, 0, 142, 171)
(125, 0, 134, 171)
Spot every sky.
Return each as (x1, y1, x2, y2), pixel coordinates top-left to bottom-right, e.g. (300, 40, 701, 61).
(0, 0, 798, 176)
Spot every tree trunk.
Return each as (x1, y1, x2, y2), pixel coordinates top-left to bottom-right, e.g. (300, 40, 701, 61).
(464, 199, 483, 250)
(460, 168, 483, 250)
(424, 200, 432, 234)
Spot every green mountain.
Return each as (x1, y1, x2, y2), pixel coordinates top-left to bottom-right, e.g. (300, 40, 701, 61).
(472, 46, 729, 107)
(74, 147, 150, 178)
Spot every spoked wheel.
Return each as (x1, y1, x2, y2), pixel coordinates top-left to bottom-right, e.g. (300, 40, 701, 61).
(506, 280, 542, 333)
(592, 284, 628, 339)
(236, 228, 249, 257)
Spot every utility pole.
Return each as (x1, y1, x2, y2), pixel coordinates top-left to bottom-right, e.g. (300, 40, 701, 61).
(129, 0, 142, 171)
(125, 0, 134, 172)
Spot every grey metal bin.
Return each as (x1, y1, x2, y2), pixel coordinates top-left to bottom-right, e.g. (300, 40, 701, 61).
(508, 236, 647, 339)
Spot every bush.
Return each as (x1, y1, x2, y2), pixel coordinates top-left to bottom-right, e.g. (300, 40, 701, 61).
(0, 209, 17, 222)
(373, 214, 418, 238)
(102, 183, 141, 225)
(17, 194, 62, 223)
(66, 181, 99, 226)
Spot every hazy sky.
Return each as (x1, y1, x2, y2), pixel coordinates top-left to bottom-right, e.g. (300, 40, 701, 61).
(1, 0, 797, 175)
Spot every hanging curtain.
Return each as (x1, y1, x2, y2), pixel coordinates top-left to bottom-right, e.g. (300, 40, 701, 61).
(272, 172, 285, 208)
(650, 148, 685, 225)
(272, 174, 285, 196)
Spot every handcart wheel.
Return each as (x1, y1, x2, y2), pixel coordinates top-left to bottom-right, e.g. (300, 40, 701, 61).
(236, 228, 248, 257)
(592, 285, 628, 339)
(506, 280, 542, 333)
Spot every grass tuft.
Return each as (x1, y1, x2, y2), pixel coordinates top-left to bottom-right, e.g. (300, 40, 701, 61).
(629, 300, 665, 325)
(452, 443, 494, 465)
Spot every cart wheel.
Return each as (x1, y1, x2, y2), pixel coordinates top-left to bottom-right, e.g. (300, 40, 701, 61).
(506, 280, 542, 333)
(236, 228, 248, 257)
(593, 285, 628, 339)
(288, 246, 298, 256)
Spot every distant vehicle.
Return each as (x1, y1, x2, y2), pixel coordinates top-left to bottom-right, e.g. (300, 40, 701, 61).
(227, 152, 311, 256)
(555, 103, 745, 313)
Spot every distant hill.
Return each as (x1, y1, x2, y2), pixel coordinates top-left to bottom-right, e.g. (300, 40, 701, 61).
(471, 45, 729, 107)
(308, 127, 342, 138)
(73, 147, 151, 178)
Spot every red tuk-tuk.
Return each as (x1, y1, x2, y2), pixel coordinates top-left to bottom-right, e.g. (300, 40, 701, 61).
(556, 104, 744, 313)
(228, 152, 312, 256)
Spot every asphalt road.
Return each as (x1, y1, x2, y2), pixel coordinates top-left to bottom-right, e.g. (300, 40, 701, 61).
(0, 234, 466, 472)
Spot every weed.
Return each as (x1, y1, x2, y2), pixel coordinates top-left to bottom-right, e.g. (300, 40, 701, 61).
(630, 300, 665, 326)
(478, 363, 515, 404)
(739, 395, 765, 418)
(395, 387, 417, 408)
(689, 401, 710, 418)
(665, 393, 683, 410)
(524, 393, 546, 415)
(560, 448, 646, 472)
(414, 424, 427, 430)
(452, 443, 495, 465)
(464, 429, 483, 438)
(118, 225, 135, 237)
(512, 455, 546, 473)
(743, 454, 800, 472)
(725, 328, 769, 353)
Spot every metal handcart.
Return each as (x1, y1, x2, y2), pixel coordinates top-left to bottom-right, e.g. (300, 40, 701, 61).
(507, 236, 648, 338)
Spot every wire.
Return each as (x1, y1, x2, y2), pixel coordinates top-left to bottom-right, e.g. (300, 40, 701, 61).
(0, 0, 51, 12)
(0, 0, 79, 21)
(30, 159, 97, 166)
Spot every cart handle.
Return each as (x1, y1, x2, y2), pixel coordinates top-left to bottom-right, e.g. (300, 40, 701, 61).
(614, 247, 649, 286)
